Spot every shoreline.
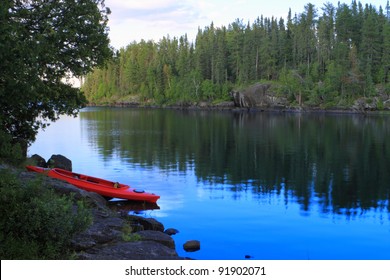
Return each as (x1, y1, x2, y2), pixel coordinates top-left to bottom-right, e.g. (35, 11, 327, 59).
(2, 164, 184, 260)
(86, 101, 390, 116)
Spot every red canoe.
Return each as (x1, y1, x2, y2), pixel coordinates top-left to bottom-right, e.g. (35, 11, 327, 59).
(26, 166, 160, 203)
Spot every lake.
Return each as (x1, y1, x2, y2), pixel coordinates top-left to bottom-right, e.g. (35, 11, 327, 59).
(28, 107, 390, 260)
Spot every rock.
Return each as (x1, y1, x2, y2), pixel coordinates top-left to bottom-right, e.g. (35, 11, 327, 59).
(126, 215, 164, 232)
(29, 154, 47, 167)
(143, 218, 164, 231)
(77, 241, 179, 260)
(198, 101, 209, 108)
(183, 240, 200, 252)
(16, 169, 182, 260)
(23, 173, 108, 210)
(164, 228, 179, 236)
(137, 230, 176, 249)
(47, 154, 72, 171)
(215, 101, 235, 108)
(71, 214, 125, 248)
(231, 83, 287, 109)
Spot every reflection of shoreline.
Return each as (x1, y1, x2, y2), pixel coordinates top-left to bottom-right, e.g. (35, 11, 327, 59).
(107, 200, 160, 212)
(79, 107, 390, 217)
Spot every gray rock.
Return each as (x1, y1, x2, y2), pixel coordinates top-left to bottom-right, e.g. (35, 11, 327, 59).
(126, 215, 164, 232)
(47, 154, 72, 171)
(17, 170, 181, 260)
(231, 83, 287, 109)
(29, 154, 47, 167)
(164, 228, 179, 236)
(77, 241, 179, 260)
(183, 240, 200, 252)
(137, 230, 175, 249)
(22, 173, 108, 210)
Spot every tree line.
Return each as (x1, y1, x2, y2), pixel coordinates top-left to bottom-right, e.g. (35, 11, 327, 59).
(82, 1, 390, 107)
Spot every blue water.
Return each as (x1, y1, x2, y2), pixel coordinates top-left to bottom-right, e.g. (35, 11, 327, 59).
(28, 107, 390, 260)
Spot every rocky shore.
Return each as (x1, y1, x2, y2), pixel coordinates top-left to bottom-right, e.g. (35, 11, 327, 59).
(3, 156, 189, 260)
(90, 83, 390, 114)
(18, 169, 183, 260)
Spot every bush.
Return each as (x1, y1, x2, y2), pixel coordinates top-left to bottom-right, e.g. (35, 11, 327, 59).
(0, 170, 92, 259)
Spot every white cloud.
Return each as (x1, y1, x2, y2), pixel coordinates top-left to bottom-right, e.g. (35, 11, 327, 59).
(104, 0, 387, 49)
(107, 0, 179, 10)
(105, 0, 205, 48)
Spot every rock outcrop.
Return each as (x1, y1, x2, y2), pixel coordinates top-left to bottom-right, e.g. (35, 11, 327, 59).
(17, 169, 182, 260)
(231, 83, 288, 109)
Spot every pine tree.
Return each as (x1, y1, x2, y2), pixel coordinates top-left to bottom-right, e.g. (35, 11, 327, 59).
(317, 3, 336, 76)
(361, 5, 382, 86)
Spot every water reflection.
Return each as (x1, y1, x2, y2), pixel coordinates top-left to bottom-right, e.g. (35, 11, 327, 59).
(107, 200, 160, 212)
(79, 108, 390, 218)
(27, 107, 390, 259)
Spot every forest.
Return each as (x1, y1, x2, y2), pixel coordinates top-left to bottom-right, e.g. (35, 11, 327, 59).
(82, 1, 390, 109)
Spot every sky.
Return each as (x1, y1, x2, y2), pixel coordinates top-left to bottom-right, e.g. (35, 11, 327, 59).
(105, 0, 387, 50)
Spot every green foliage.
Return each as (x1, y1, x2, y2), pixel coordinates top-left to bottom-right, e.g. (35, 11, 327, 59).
(121, 224, 142, 242)
(0, 170, 92, 259)
(0, 131, 23, 165)
(0, 0, 112, 154)
(82, 1, 390, 110)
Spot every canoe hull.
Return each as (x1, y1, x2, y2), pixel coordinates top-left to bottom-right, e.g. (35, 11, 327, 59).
(26, 166, 160, 203)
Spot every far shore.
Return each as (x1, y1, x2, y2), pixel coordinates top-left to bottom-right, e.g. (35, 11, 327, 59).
(85, 101, 390, 116)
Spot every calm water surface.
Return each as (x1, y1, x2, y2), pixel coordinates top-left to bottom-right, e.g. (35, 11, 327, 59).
(29, 107, 390, 260)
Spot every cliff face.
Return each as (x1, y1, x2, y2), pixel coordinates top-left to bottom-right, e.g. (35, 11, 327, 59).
(231, 83, 288, 109)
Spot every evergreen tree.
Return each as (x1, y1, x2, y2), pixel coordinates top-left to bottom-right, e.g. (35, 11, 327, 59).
(317, 3, 336, 76)
(81, 1, 389, 109)
(361, 5, 382, 86)
(381, 11, 390, 85)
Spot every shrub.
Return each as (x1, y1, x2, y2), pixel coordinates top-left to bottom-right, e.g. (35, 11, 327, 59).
(121, 223, 142, 242)
(0, 170, 92, 259)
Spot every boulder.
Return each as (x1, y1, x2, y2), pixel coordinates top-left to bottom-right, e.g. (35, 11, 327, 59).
(137, 230, 176, 249)
(164, 228, 179, 236)
(126, 215, 164, 232)
(183, 240, 200, 252)
(29, 154, 47, 167)
(47, 154, 72, 171)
